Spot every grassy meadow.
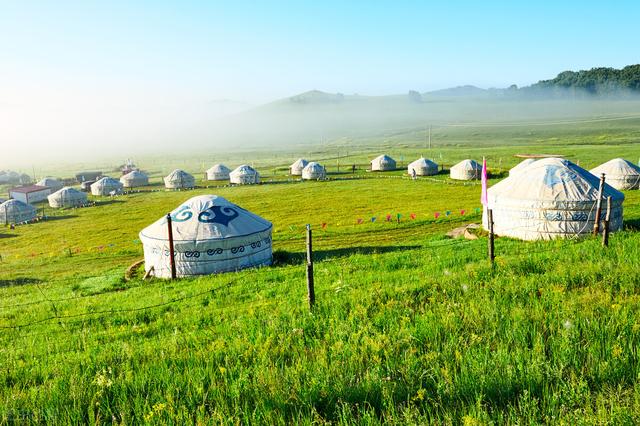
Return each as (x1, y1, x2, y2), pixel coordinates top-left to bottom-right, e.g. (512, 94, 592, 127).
(2, 119, 640, 423)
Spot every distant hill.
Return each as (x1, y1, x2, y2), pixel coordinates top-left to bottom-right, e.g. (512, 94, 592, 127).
(528, 65, 640, 95)
(425, 85, 489, 97)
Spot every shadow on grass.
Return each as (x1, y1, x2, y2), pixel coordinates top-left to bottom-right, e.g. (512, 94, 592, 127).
(273, 245, 420, 266)
(0, 233, 17, 239)
(44, 215, 78, 221)
(0, 277, 42, 288)
(96, 199, 126, 206)
(624, 218, 640, 231)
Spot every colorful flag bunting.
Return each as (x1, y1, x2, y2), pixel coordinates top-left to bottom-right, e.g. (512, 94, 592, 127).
(434, 212, 441, 219)
(460, 210, 466, 215)
(410, 213, 416, 220)
(357, 218, 363, 224)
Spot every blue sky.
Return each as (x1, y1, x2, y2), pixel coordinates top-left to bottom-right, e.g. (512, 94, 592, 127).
(2, 1, 638, 103)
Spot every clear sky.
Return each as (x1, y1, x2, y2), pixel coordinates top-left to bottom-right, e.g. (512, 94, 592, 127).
(1, 0, 639, 165)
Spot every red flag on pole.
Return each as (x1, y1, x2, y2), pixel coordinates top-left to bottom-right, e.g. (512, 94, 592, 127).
(481, 157, 488, 206)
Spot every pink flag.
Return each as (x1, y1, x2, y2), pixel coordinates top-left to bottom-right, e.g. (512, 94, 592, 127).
(434, 212, 441, 219)
(481, 157, 488, 206)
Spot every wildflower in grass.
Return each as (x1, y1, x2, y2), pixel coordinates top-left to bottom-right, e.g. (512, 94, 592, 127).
(219, 366, 227, 375)
(463, 415, 481, 426)
(612, 344, 623, 358)
(413, 388, 426, 401)
(563, 320, 573, 330)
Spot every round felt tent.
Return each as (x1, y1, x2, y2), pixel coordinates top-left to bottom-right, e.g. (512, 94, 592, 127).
(206, 164, 231, 181)
(230, 165, 260, 185)
(0, 199, 37, 224)
(91, 177, 124, 196)
(289, 159, 309, 176)
(407, 157, 439, 176)
(164, 169, 195, 190)
(590, 158, 640, 190)
(450, 159, 482, 180)
(120, 170, 149, 188)
(36, 177, 64, 192)
(302, 162, 326, 180)
(48, 187, 88, 208)
(482, 158, 624, 240)
(139, 195, 273, 278)
(371, 155, 396, 171)
(509, 159, 536, 177)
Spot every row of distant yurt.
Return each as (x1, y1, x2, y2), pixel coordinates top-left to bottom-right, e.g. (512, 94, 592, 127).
(288, 159, 327, 180)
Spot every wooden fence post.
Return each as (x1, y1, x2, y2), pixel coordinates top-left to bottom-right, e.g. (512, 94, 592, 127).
(602, 196, 612, 247)
(306, 224, 315, 310)
(488, 209, 495, 265)
(593, 173, 605, 236)
(167, 213, 177, 279)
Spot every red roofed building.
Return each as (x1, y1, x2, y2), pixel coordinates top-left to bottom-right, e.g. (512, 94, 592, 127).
(9, 185, 51, 204)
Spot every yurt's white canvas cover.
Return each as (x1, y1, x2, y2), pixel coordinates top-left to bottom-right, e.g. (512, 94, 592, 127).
(408, 158, 438, 176)
(91, 177, 124, 196)
(48, 187, 88, 208)
(230, 165, 260, 184)
(139, 195, 272, 278)
(120, 170, 149, 188)
(302, 162, 326, 180)
(36, 177, 64, 192)
(482, 158, 624, 240)
(509, 159, 536, 177)
(371, 155, 396, 171)
(290, 159, 309, 176)
(206, 164, 231, 181)
(590, 158, 640, 190)
(0, 199, 37, 224)
(164, 169, 195, 189)
(450, 159, 482, 180)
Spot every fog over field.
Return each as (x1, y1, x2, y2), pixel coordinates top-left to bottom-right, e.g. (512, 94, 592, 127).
(4, 87, 640, 169)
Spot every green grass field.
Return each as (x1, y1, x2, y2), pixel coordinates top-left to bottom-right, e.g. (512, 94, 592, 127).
(2, 119, 640, 424)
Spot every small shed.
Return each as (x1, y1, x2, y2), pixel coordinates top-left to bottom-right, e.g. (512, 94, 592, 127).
(9, 185, 52, 204)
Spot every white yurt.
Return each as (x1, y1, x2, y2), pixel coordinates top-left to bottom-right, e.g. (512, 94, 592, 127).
(450, 159, 482, 180)
(206, 164, 231, 181)
(371, 155, 396, 171)
(139, 195, 273, 278)
(120, 170, 149, 188)
(590, 158, 640, 190)
(302, 162, 326, 180)
(0, 199, 37, 224)
(482, 158, 624, 240)
(48, 187, 88, 208)
(36, 177, 64, 192)
(407, 157, 439, 176)
(509, 159, 536, 177)
(230, 165, 260, 185)
(290, 158, 309, 176)
(91, 177, 124, 196)
(164, 169, 195, 190)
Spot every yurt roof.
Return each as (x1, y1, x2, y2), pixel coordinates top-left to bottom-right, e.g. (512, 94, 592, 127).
(166, 169, 193, 179)
(452, 159, 481, 170)
(37, 177, 62, 186)
(51, 187, 85, 197)
(304, 162, 324, 170)
(123, 170, 148, 178)
(207, 164, 231, 173)
(590, 158, 640, 178)
(140, 195, 272, 242)
(409, 157, 437, 167)
(0, 199, 36, 213)
(231, 165, 258, 175)
(94, 176, 121, 186)
(510, 159, 536, 174)
(488, 158, 624, 207)
(372, 154, 394, 163)
(291, 158, 308, 168)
